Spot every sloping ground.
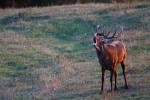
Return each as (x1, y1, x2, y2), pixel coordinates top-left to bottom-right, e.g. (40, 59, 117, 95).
(0, 2, 150, 100)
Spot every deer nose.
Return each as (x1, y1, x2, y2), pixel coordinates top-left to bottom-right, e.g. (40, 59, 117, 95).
(93, 43, 96, 46)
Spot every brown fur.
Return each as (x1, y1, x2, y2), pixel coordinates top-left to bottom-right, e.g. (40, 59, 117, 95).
(93, 32, 128, 93)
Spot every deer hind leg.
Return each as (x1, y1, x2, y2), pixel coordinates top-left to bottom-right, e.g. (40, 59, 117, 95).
(101, 68, 106, 94)
(121, 61, 128, 89)
(114, 68, 118, 91)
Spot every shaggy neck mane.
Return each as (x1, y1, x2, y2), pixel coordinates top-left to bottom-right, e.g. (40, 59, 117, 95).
(95, 41, 105, 51)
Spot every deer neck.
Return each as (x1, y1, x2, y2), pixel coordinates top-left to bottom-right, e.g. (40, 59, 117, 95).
(96, 42, 106, 63)
(96, 41, 105, 52)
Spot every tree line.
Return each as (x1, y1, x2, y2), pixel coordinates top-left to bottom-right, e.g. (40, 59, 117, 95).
(0, 0, 147, 8)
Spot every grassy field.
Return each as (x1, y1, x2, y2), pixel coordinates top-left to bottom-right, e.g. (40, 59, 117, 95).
(0, 2, 150, 100)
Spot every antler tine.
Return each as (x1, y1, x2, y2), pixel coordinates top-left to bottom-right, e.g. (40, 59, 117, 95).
(92, 27, 94, 36)
(121, 26, 123, 31)
(104, 30, 117, 39)
(96, 25, 100, 33)
(103, 31, 110, 38)
(116, 26, 123, 37)
(95, 25, 101, 36)
(104, 26, 124, 39)
(120, 26, 123, 37)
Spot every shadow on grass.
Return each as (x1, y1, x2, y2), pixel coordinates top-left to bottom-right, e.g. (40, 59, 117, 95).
(134, 4, 150, 9)
(54, 89, 100, 99)
(54, 85, 141, 99)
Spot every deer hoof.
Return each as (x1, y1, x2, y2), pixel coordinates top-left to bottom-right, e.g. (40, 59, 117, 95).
(125, 85, 129, 89)
(114, 88, 118, 91)
(107, 90, 113, 93)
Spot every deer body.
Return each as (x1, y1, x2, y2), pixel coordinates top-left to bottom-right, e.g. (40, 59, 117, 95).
(92, 26, 128, 93)
(96, 41, 126, 70)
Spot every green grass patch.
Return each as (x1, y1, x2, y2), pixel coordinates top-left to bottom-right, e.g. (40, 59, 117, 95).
(0, 12, 27, 25)
(0, 2, 150, 99)
(0, 67, 9, 73)
(130, 45, 150, 53)
(6, 61, 27, 71)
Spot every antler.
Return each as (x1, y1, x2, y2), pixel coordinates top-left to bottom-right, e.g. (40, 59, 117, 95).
(96, 25, 104, 36)
(103, 31, 110, 38)
(104, 27, 123, 39)
(96, 25, 100, 33)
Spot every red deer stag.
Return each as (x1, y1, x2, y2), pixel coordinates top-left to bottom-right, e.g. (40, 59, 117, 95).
(92, 25, 128, 93)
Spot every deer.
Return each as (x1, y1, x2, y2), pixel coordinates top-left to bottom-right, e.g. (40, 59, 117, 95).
(92, 25, 128, 94)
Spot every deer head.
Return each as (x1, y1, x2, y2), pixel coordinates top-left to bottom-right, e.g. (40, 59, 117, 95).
(92, 25, 123, 47)
(93, 33, 104, 47)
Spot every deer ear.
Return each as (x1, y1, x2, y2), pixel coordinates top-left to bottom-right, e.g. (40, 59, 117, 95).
(101, 37, 105, 41)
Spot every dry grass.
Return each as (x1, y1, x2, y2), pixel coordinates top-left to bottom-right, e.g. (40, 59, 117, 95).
(0, 1, 150, 100)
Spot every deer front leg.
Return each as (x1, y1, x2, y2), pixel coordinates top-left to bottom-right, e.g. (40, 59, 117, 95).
(121, 61, 128, 89)
(110, 70, 114, 91)
(101, 68, 106, 94)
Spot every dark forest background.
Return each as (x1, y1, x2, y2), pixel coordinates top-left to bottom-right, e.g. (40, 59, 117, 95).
(0, 0, 148, 8)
